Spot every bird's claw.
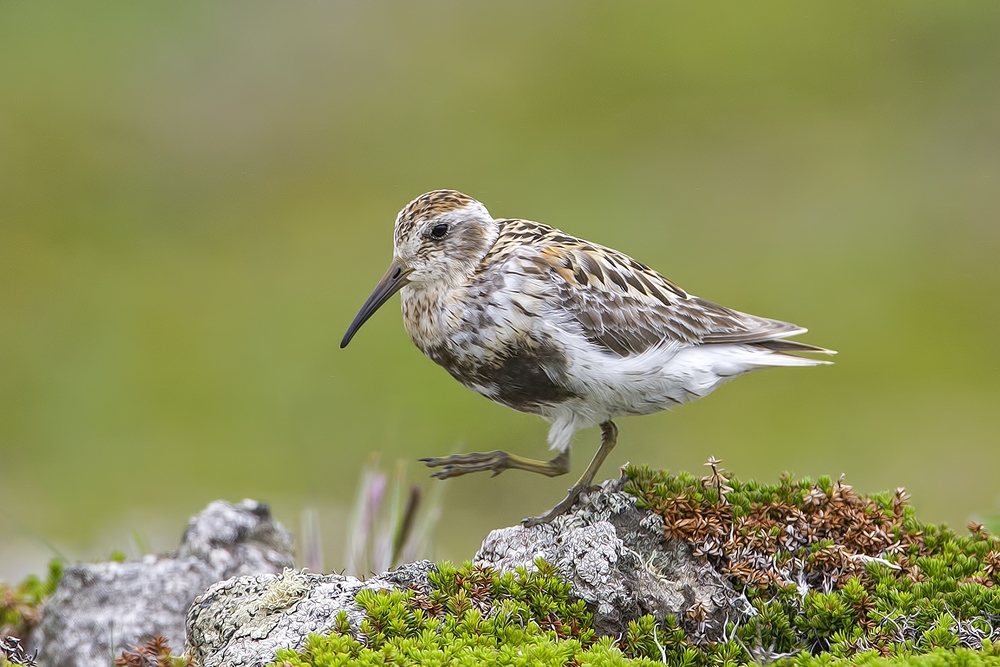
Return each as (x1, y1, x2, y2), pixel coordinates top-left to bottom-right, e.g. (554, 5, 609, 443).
(421, 450, 510, 479)
(520, 484, 586, 527)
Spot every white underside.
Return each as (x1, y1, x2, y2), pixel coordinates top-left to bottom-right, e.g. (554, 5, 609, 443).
(540, 338, 828, 452)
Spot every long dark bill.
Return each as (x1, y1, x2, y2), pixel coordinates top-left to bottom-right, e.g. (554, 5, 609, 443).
(340, 260, 412, 348)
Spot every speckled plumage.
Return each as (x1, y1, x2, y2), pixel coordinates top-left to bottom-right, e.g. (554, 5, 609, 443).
(342, 190, 834, 524)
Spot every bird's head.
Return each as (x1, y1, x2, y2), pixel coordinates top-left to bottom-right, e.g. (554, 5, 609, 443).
(341, 189, 499, 347)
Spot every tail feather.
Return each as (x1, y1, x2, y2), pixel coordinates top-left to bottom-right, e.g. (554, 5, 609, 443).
(747, 350, 833, 367)
(755, 339, 837, 355)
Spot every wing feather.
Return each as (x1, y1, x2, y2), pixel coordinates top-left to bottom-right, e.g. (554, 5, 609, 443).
(485, 220, 829, 358)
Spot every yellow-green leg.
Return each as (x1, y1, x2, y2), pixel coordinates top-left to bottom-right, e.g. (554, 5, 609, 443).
(420, 448, 570, 479)
(522, 420, 618, 527)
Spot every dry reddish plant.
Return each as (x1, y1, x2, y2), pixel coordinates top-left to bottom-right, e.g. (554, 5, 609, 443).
(114, 636, 191, 667)
(630, 461, 997, 594)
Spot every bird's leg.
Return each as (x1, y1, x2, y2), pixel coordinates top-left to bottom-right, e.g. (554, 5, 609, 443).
(522, 420, 618, 527)
(420, 449, 570, 480)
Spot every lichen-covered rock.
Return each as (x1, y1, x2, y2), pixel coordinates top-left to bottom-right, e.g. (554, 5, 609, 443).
(178, 500, 295, 580)
(185, 561, 437, 667)
(32, 499, 293, 667)
(30, 558, 216, 667)
(475, 477, 755, 640)
(185, 481, 755, 667)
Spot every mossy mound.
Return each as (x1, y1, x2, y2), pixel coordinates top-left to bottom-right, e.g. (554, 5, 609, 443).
(0, 559, 62, 645)
(625, 464, 1000, 659)
(1, 559, 61, 666)
(272, 560, 671, 667)
(274, 467, 1000, 667)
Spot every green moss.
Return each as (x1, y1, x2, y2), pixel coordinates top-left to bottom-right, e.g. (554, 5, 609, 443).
(274, 467, 1000, 667)
(624, 465, 1000, 664)
(0, 559, 62, 642)
(788, 645, 1000, 667)
(272, 559, 664, 667)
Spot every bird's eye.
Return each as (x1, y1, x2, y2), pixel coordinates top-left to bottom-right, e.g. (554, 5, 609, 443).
(430, 224, 449, 240)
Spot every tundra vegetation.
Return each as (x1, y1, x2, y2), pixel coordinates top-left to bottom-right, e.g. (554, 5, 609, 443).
(3, 465, 1000, 667)
(273, 465, 1000, 667)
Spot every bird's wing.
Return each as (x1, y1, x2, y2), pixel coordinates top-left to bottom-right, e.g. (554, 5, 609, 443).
(491, 221, 816, 357)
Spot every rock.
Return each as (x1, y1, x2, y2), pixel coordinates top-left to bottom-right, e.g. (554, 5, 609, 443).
(185, 560, 437, 667)
(185, 478, 754, 667)
(30, 558, 218, 667)
(474, 477, 755, 641)
(32, 500, 294, 667)
(178, 499, 296, 580)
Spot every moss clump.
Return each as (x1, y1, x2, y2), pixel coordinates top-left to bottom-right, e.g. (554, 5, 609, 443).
(0, 559, 62, 643)
(272, 466, 1000, 667)
(624, 464, 1000, 662)
(273, 559, 673, 666)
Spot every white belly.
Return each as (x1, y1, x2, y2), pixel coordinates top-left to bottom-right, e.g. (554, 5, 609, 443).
(541, 338, 825, 431)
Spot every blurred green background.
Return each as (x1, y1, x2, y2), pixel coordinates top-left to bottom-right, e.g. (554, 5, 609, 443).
(2, 2, 999, 581)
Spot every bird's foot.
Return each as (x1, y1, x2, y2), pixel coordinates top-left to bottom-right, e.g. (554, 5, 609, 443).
(420, 450, 513, 479)
(520, 484, 588, 527)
